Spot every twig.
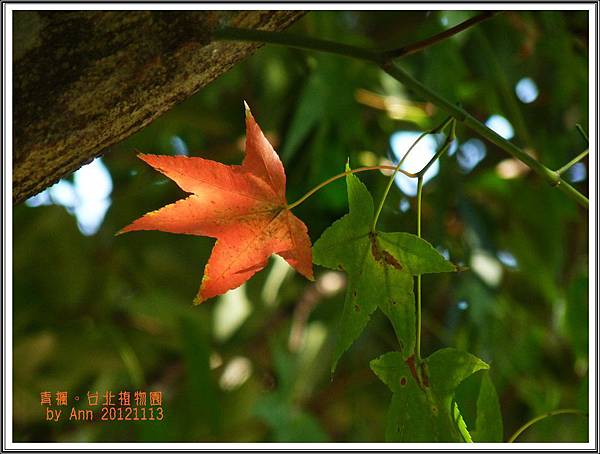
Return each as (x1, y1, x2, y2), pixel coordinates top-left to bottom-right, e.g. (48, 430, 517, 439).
(556, 149, 589, 177)
(214, 17, 589, 210)
(508, 409, 588, 443)
(383, 11, 499, 59)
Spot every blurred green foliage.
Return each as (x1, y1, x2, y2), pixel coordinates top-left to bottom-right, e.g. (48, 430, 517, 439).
(13, 10, 589, 442)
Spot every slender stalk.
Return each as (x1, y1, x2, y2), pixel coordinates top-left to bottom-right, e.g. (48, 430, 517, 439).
(214, 24, 589, 209)
(508, 409, 587, 443)
(371, 117, 453, 231)
(416, 120, 456, 178)
(383, 11, 499, 59)
(556, 149, 589, 176)
(576, 124, 589, 144)
(382, 62, 589, 209)
(214, 26, 383, 63)
(415, 176, 424, 363)
(287, 165, 409, 210)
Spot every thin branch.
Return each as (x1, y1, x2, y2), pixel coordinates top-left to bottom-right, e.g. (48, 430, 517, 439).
(576, 124, 589, 144)
(214, 26, 383, 63)
(508, 409, 587, 443)
(214, 21, 589, 210)
(383, 11, 499, 59)
(556, 149, 589, 176)
(416, 120, 456, 178)
(382, 62, 589, 209)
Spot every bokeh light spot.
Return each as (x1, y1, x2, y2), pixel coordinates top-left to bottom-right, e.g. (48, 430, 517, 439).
(515, 77, 539, 103)
(485, 115, 514, 140)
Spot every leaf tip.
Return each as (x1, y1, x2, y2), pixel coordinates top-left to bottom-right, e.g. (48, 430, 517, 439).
(193, 294, 205, 306)
(243, 100, 252, 118)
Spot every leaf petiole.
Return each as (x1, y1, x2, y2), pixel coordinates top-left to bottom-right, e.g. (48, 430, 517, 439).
(286, 165, 412, 210)
(371, 116, 455, 232)
(415, 175, 424, 363)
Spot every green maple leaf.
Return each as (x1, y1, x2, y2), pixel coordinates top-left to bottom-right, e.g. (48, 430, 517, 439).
(370, 348, 490, 442)
(313, 166, 457, 371)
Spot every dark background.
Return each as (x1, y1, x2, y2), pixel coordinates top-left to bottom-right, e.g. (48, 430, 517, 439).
(13, 10, 589, 442)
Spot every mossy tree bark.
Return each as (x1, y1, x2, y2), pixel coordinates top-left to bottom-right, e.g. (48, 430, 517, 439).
(13, 10, 304, 204)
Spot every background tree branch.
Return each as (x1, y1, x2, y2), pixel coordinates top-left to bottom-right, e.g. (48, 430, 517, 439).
(13, 10, 305, 204)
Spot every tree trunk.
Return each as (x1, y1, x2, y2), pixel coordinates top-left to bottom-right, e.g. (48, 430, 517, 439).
(13, 10, 304, 204)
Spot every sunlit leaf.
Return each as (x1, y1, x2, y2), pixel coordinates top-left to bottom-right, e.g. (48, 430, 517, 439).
(119, 104, 314, 303)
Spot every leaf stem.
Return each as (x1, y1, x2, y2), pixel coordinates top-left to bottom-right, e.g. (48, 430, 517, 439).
(286, 165, 409, 210)
(415, 176, 424, 363)
(370, 117, 453, 232)
(416, 119, 456, 178)
(507, 409, 588, 443)
(383, 11, 499, 59)
(556, 149, 589, 177)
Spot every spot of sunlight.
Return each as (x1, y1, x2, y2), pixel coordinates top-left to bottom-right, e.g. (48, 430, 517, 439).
(567, 162, 587, 183)
(390, 131, 446, 197)
(210, 353, 223, 370)
(457, 300, 469, 311)
(457, 139, 487, 173)
(25, 190, 52, 207)
(261, 255, 292, 307)
(219, 356, 252, 391)
(399, 198, 411, 213)
(471, 249, 503, 287)
(497, 250, 518, 269)
(515, 77, 539, 104)
(436, 247, 450, 261)
(49, 180, 78, 207)
(496, 158, 529, 179)
(214, 285, 252, 342)
(485, 115, 514, 140)
(447, 139, 459, 157)
(170, 135, 189, 156)
(25, 157, 113, 236)
(295, 321, 328, 367)
(316, 271, 346, 296)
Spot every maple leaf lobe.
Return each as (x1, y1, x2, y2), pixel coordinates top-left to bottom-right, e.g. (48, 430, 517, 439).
(119, 105, 313, 304)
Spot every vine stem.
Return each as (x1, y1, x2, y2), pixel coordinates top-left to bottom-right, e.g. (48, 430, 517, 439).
(415, 176, 424, 363)
(556, 149, 589, 176)
(507, 409, 587, 443)
(371, 116, 453, 231)
(286, 165, 411, 210)
(383, 11, 499, 59)
(213, 21, 589, 209)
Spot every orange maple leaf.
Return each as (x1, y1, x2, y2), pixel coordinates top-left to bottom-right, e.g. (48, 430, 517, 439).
(119, 104, 314, 304)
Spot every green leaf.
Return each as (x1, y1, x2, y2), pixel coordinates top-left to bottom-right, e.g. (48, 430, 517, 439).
(471, 371, 503, 442)
(370, 348, 489, 442)
(313, 167, 456, 371)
